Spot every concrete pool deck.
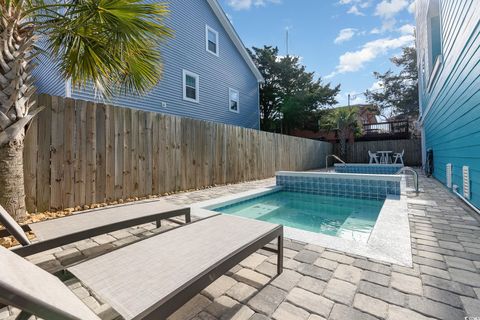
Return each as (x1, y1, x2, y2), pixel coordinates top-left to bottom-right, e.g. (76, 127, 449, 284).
(1, 171, 480, 319)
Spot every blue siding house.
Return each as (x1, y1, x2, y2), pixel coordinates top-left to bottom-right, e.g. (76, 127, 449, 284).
(33, 0, 264, 129)
(415, 0, 480, 208)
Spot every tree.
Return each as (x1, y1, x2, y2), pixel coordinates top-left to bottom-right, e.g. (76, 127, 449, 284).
(320, 107, 361, 159)
(0, 0, 172, 221)
(366, 46, 419, 118)
(248, 46, 340, 133)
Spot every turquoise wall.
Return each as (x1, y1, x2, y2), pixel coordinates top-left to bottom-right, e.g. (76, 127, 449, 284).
(416, 0, 480, 208)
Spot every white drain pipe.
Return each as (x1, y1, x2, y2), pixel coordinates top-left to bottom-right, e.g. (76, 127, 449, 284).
(453, 185, 480, 215)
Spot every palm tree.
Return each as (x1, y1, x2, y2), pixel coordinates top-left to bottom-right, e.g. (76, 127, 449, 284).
(321, 107, 361, 160)
(0, 0, 172, 221)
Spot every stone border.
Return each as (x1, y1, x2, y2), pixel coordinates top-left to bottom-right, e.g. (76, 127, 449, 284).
(191, 177, 412, 267)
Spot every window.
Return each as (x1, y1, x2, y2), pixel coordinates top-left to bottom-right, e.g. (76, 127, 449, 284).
(206, 25, 219, 56)
(183, 70, 199, 103)
(229, 88, 239, 113)
(427, 0, 442, 73)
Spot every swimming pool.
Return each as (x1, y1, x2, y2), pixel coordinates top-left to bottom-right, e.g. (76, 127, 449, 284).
(192, 171, 411, 266)
(213, 191, 384, 242)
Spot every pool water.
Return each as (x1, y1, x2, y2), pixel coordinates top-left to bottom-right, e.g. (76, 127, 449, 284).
(213, 191, 385, 242)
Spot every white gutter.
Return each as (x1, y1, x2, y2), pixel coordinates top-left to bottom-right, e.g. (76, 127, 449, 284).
(453, 185, 480, 215)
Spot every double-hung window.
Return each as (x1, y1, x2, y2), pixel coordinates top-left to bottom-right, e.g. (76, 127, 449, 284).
(206, 25, 219, 56)
(183, 70, 199, 103)
(229, 88, 240, 113)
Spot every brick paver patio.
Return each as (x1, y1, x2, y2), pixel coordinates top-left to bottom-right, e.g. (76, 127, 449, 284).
(1, 172, 480, 320)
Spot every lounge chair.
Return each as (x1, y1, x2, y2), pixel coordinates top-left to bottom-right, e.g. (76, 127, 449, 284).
(0, 200, 191, 257)
(0, 214, 283, 320)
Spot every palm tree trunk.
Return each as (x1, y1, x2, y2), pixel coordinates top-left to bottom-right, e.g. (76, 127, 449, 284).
(339, 130, 347, 160)
(0, 130, 27, 221)
(0, 4, 37, 220)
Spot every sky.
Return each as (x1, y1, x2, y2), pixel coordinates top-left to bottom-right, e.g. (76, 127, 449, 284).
(219, 0, 417, 107)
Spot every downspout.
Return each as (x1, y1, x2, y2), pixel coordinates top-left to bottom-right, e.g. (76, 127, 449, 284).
(453, 185, 480, 215)
(257, 82, 261, 130)
(65, 78, 72, 98)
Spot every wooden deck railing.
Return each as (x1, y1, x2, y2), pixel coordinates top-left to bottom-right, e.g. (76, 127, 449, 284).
(360, 120, 410, 141)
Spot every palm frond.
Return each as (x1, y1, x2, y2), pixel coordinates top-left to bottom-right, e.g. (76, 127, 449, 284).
(26, 0, 172, 97)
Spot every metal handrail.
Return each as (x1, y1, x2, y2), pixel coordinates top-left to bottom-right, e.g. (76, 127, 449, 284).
(396, 166, 419, 193)
(326, 155, 345, 169)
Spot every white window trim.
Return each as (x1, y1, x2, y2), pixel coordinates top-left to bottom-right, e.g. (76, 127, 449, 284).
(229, 88, 240, 114)
(427, 54, 443, 92)
(206, 25, 219, 56)
(183, 70, 200, 103)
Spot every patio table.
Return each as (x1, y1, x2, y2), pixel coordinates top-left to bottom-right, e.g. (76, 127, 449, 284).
(377, 151, 393, 164)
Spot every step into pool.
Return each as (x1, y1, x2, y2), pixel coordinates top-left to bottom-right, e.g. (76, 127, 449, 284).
(213, 191, 385, 242)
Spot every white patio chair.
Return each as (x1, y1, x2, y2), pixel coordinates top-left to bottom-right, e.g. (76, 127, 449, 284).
(368, 150, 379, 164)
(393, 149, 405, 165)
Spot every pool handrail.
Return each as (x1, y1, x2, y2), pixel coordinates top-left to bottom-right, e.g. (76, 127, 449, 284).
(396, 166, 419, 193)
(326, 155, 345, 169)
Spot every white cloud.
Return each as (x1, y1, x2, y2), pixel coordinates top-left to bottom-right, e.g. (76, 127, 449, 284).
(359, 0, 372, 8)
(371, 0, 409, 33)
(375, 0, 408, 19)
(226, 0, 280, 10)
(348, 5, 365, 16)
(399, 23, 414, 35)
(326, 34, 415, 78)
(334, 28, 357, 44)
(408, 0, 417, 14)
(370, 80, 383, 91)
(370, 28, 381, 34)
(338, 0, 370, 15)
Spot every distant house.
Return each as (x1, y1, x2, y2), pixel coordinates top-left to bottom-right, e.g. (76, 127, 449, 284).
(33, 0, 264, 129)
(292, 104, 379, 143)
(415, 0, 480, 208)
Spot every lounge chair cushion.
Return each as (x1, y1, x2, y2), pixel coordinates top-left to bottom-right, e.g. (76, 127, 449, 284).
(69, 214, 279, 320)
(28, 200, 185, 241)
(0, 205, 30, 246)
(0, 245, 100, 320)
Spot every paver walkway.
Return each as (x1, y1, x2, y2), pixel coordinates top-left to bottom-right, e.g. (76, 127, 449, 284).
(1, 172, 480, 320)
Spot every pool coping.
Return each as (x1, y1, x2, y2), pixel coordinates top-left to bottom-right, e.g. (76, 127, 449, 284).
(190, 178, 412, 267)
(276, 170, 403, 182)
(333, 163, 404, 168)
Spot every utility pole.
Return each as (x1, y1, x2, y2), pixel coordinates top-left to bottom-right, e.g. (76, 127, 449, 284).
(286, 28, 289, 56)
(348, 94, 351, 107)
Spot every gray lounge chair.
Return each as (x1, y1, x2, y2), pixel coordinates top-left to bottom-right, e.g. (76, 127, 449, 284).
(0, 214, 283, 320)
(0, 200, 191, 256)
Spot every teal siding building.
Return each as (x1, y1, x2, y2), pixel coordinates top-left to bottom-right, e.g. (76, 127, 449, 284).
(415, 0, 480, 208)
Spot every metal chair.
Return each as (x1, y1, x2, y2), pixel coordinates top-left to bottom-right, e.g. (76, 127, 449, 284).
(368, 150, 380, 164)
(393, 150, 405, 165)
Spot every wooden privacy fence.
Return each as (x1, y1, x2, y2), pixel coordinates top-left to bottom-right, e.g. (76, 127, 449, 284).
(333, 139, 422, 166)
(24, 95, 332, 212)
